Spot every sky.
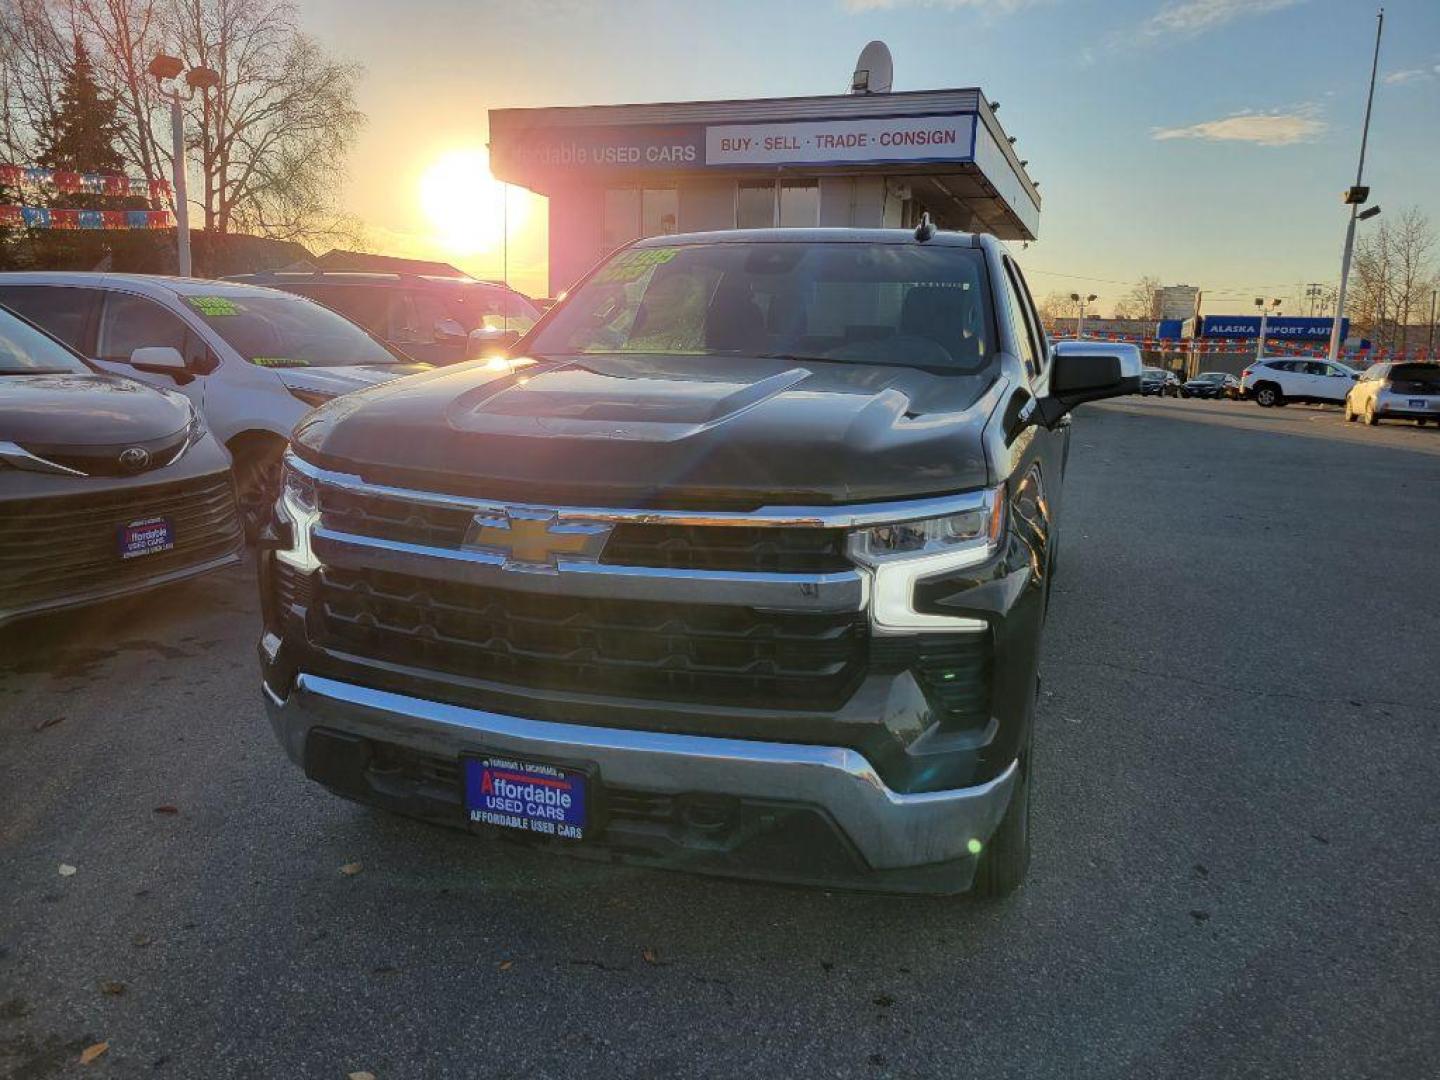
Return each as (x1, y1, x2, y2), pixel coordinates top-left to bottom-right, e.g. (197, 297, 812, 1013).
(299, 0, 1440, 314)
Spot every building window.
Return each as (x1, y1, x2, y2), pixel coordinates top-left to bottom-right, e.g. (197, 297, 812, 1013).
(734, 180, 820, 229)
(737, 181, 775, 229)
(604, 187, 678, 248)
(641, 188, 678, 236)
(602, 188, 640, 250)
(778, 181, 819, 227)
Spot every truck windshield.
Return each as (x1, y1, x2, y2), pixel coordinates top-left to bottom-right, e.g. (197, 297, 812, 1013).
(183, 293, 404, 368)
(530, 241, 998, 373)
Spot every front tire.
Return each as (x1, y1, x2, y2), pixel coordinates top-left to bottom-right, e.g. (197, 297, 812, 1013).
(971, 750, 1031, 900)
(1254, 384, 1281, 408)
(231, 439, 286, 542)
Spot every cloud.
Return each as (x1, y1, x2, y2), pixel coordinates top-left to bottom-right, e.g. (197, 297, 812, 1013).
(1383, 67, 1435, 85)
(841, 0, 1035, 11)
(1152, 107, 1326, 146)
(1142, 0, 1302, 37)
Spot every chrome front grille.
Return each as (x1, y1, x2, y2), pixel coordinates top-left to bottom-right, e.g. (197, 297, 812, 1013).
(318, 486, 851, 574)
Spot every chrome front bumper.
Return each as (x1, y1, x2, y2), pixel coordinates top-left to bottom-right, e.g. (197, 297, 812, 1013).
(264, 673, 1018, 873)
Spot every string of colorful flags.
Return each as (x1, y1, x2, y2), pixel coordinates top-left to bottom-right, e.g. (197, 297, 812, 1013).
(0, 163, 171, 200)
(0, 205, 174, 231)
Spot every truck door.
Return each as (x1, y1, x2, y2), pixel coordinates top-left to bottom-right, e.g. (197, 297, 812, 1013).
(998, 256, 1065, 561)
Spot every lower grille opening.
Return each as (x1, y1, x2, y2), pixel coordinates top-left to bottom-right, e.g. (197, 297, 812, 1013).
(312, 565, 868, 709)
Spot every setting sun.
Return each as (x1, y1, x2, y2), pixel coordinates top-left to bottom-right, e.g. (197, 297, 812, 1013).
(418, 148, 525, 255)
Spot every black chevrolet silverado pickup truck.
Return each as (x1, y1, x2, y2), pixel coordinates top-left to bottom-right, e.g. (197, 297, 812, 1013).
(257, 227, 1139, 897)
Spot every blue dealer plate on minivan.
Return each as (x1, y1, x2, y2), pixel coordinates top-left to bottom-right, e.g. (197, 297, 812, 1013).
(463, 756, 589, 840)
(118, 517, 174, 559)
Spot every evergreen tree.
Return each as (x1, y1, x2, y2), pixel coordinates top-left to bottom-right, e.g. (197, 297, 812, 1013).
(31, 39, 148, 271)
(36, 40, 124, 175)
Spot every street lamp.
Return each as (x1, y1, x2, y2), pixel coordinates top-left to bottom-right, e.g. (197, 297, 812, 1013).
(1255, 297, 1282, 362)
(1070, 292, 1098, 339)
(1326, 8, 1385, 363)
(149, 54, 220, 277)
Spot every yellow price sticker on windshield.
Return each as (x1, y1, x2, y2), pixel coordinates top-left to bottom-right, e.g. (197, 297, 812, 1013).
(593, 247, 679, 284)
(186, 296, 244, 316)
(252, 356, 310, 368)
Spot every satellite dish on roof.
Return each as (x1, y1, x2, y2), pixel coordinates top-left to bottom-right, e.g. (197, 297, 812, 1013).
(850, 41, 893, 95)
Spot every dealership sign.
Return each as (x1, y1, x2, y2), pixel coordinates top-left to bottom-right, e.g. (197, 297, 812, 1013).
(706, 114, 975, 166)
(494, 113, 977, 173)
(1199, 315, 1349, 341)
(492, 125, 705, 172)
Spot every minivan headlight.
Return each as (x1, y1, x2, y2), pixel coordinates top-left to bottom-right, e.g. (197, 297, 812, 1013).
(849, 484, 1006, 634)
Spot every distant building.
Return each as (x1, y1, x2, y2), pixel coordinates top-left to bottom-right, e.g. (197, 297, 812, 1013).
(1155, 285, 1201, 322)
(489, 85, 1040, 295)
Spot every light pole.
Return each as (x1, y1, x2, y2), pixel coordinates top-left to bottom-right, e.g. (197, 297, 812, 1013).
(148, 55, 220, 277)
(1326, 7, 1385, 363)
(1070, 292, 1097, 339)
(1255, 297, 1282, 363)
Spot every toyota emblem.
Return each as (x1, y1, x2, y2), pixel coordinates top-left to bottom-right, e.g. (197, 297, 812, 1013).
(118, 446, 151, 471)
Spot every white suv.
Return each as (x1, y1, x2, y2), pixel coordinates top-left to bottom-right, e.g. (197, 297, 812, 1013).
(1240, 357, 1358, 408)
(0, 273, 430, 535)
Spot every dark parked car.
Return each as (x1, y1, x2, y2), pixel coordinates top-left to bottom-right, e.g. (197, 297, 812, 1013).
(224, 270, 543, 366)
(1181, 371, 1239, 399)
(1140, 367, 1167, 396)
(0, 304, 242, 627)
(258, 226, 1141, 898)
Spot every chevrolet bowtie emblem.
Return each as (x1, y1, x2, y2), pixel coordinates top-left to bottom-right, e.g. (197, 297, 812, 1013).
(463, 508, 613, 572)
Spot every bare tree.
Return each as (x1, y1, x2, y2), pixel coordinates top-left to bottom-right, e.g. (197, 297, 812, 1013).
(0, 0, 363, 245)
(1349, 208, 1435, 350)
(1113, 275, 1162, 320)
(1036, 291, 1079, 324)
(0, 0, 75, 159)
(164, 0, 364, 242)
(77, 0, 167, 185)
(1389, 207, 1435, 350)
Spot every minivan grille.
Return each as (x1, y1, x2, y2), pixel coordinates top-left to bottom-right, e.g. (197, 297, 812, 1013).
(311, 565, 868, 708)
(0, 472, 241, 613)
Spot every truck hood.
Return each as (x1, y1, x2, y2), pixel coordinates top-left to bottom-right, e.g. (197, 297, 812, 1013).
(0, 372, 190, 444)
(294, 353, 1002, 508)
(270, 363, 430, 398)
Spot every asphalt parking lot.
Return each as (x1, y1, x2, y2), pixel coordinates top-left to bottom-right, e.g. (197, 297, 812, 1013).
(3, 396, 1438, 1080)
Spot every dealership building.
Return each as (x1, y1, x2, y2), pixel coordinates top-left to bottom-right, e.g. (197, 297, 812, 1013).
(488, 86, 1040, 295)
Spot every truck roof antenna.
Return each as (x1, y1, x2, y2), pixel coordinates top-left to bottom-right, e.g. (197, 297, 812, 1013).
(914, 212, 935, 242)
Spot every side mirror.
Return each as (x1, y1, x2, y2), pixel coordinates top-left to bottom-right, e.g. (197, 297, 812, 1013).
(130, 346, 188, 376)
(466, 327, 522, 360)
(433, 317, 467, 344)
(1035, 341, 1142, 427)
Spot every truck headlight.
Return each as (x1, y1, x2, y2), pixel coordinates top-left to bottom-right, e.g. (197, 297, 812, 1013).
(281, 457, 318, 513)
(849, 484, 1006, 634)
(276, 454, 321, 571)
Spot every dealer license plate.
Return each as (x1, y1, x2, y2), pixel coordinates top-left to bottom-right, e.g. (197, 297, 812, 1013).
(463, 756, 589, 840)
(118, 517, 174, 559)
(1408, 399, 1429, 409)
